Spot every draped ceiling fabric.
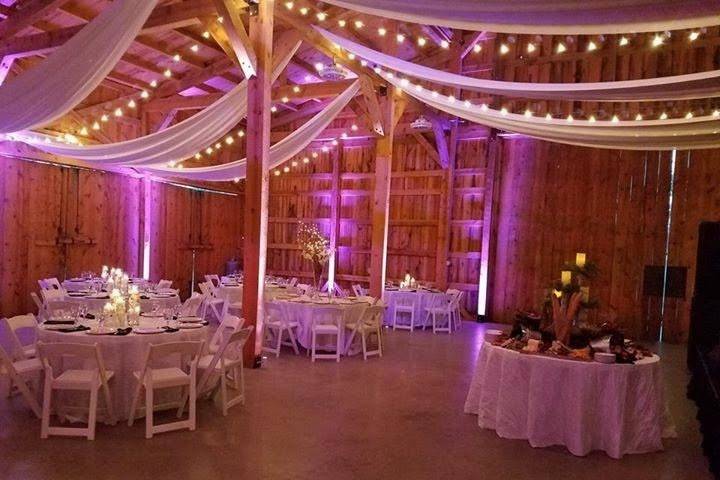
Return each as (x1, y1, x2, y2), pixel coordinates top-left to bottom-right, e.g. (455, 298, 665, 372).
(0, 0, 158, 134)
(143, 81, 361, 181)
(317, 27, 720, 102)
(320, 0, 720, 34)
(384, 74, 720, 150)
(16, 46, 299, 166)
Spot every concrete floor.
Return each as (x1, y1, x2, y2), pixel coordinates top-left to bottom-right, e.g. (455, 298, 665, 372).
(0, 322, 711, 480)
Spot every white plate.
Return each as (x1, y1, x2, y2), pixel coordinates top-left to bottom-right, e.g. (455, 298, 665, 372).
(133, 327, 164, 334)
(178, 323, 203, 329)
(179, 316, 203, 323)
(140, 312, 163, 318)
(43, 324, 75, 331)
(85, 327, 116, 335)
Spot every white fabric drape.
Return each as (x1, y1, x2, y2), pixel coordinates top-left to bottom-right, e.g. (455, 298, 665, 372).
(320, 0, 720, 35)
(0, 0, 158, 134)
(385, 74, 720, 150)
(317, 27, 720, 102)
(144, 81, 360, 181)
(16, 46, 299, 166)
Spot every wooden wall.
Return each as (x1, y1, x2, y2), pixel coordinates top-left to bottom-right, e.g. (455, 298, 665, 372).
(265, 136, 488, 313)
(489, 137, 720, 343)
(0, 156, 243, 317)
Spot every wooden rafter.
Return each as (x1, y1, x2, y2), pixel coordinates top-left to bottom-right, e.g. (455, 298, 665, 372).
(411, 132, 441, 167)
(0, 0, 68, 41)
(213, 0, 256, 78)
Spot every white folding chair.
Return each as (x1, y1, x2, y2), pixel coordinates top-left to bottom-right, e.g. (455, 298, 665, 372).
(392, 293, 417, 331)
(128, 341, 204, 439)
(38, 342, 115, 440)
(199, 282, 224, 322)
(448, 289, 465, 331)
(345, 305, 384, 360)
(262, 302, 300, 357)
(40, 288, 65, 303)
(423, 294, 455, 334)
(156, 279, 173, 290)
(352, 284, 366, 297)
(2, 314, 38, 360)
(31, 292, 46, 320)
(209, 315, 245, 354)
(310, 306, 344, 362)
(0, 344, 42, 418)
(219, 286, 243, 320)
(296, 284, 311, 295)
(288, 277, 298, 287)
(179, 293, 204, 318)
(333, 284, 349, 298)
(44, 301, 80, 320)
(43, 278, 65, 293)
(205, 274, 221, 290)
(196, 326, 253, 416)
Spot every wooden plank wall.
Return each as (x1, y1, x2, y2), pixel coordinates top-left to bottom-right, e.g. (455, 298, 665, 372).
(488, 137, 720, 343)
(265, 136, 488, 312)
(0, 156, 243, 316)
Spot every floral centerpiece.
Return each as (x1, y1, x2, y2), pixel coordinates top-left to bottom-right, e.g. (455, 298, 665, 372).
(297, 223, 332, 292)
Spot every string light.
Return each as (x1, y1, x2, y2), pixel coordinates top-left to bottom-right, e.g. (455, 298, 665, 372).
(270, 105, 277, 113)
(566, 114, 573, 122)
(464, 100, 472, 108)
(299, 7, 308, 15)
(225, 136, 234, 145)
(619, 36, 629, 46)
(101, 114, 109, 122)
(556, 42, 567, 53)
(400, 78, 409, 87)
(292, 85, 301, 93)
(652, 34, 663, 47)
(92, 121, 100, 130)
(150, 80, 158, 88)
(447, 95, 456, 103)
(195, 153, 202, 159)
(396, 33, 405, 43)
(190, 44, 199, 53)
(351, 124, 358, 131)
(338, 19, 346, 27)
(500, 44, 510, 54)
(303, 156, 310, 163)
(354, 20, 364, 28)
(635, 113, 643, 120)
(274, 170, 281, 176)
(140, 90, 149, 99)
(312, 152, 319, 158)
(284, 1, 293, 9)
(659, 112, 668, 120)
(79, 127, 88, 135)
(588, 115, 596, 122)
(414, 84, 423, 92)
(360, 59, 368, 67)
(377, 27, 387, 36)
(527, 43, 535, 53)
(237, 130, 245, 137)
(173, 54, 181, 62)
(281, 96, 289, 103)
(283, 166, 290, 173)
(127, 99, 136, 109)
(473, 44, 482, 53)
(500, 107, 508, 115)
(611, 114, 619, 123)
(322, 146, 329, 152)
(689, 31, 700, 41)
(524, 109, 532, 118)
(214, 142, 221, 149)
(417, 37, 427, 47)
(587, 41, 597, 51)
(545, 113, 552, 121)
(331, 139, 339, 146)
(217, 16, 223, 23)
(202, 31, 210, 39)
(315, 62, 324, 71)
(685, 111, 694, 119)
(440, 40, 449, 49)
(163, 69, 172, 78)
(291, 160, 298, 167)
(316, 12, 327, 21)
(480, 103, 488, 111)
(713, 110, 720, 118)
(341, 132, 348, 139)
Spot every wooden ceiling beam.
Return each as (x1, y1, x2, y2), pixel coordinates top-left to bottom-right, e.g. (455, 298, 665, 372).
(0, 0, 68, 41)
(461, 31, 494, 59)
(359, 77, 384, 136)
(0, 1, 217, 57)
(273, 79, 354, 102)
(213, 0, 256, 78)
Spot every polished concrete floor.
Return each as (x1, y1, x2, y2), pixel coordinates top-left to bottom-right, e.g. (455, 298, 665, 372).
(0, 322, 711, 480)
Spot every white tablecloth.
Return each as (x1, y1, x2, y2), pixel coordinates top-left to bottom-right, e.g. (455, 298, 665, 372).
(38, 319, 208, 421)
(463, 343, 677, 458)
(383, 289, 450, 326)
(274, 298, 369, 352)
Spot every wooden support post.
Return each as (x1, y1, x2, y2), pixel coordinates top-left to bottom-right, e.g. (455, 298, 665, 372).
(478, 131, 500, 318)
(242, 0, 273, 364)
(369, 88, 406, 298)
(328, 145, 342, 289)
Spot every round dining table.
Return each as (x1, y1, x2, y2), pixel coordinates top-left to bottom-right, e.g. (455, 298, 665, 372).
(38, 318, 209, 421)
(271, 296, 371, 353)
(463, 342, 677, 458)
(383, 288, 450, 326)
(63, 292, 181, 313)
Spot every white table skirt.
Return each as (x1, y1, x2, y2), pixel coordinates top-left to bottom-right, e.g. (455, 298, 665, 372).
(463, 343, 676, 458)
(383, 289, 450, 326)
(276, 299, 369, 353)
(38, 320, 208, 421)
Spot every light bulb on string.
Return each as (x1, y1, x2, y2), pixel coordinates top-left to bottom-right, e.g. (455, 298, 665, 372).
(378, 27, 387, 36)
(524, 109, 532, 118)
(556, 42, 566, 53)
(417, 37, 427, 47)
(527, 43, 535, 53)
(351, 124, 358, 131)
(689, 31, 700, 42)
(619, 36, 629, 46)
(360, 59, 368, 67)
(206, 147, 213, 154)
(316, 12, 327, 21)
(190, 44, 199, 53)
(281, 96, 289, 103)
(685, 111, 694, 119)
(545, 113, 552, 121)
(225, 136, 234, 145)
(587, 41, 597, 52)
(652, 34, 663, 47)
(611, 115, 619, 123)
(79, 126, 88, 136)
(303, 157, 310, 164)
(299, 7, 308, 15)
(283, 166, 290, 173)
(440, 40, 449, 49)
(274, 170, 281, 176)
(566, 114, 573, 122)
(140, 90, 149, 99)
(292, 85, 300, 93)
(588, 115, 596, 122)
(284, 1, 293, 9)
(354, 20, 364, 28)
(101, 114, 109, 122)
(173, 54, 181, 62)
(194, 153, 202, 159)
(114, 108, 123, 117)
(214, 142, 221, 149)
(291, 160, 298, 167)
(635, 113, 643, 121)
(713, 110, 720, 118)
(312, 152, 319, 158)
(237, 129, 245, 137)
(202, 31, 210, 39)
(473, 44, 482, 53)
(499, 44, 510, 54)
(127, 99, 136, 109)
(150, 80, 158, 88)
(92, 121, 100, 130)
(396, 34, 405, 43)
(270, 106, 278, 113)
(338, 20, 346, 27)
(163, 69, 172, 78)
(348, 53, 355, 60)
(659, 112, 668, 120)
(331, 139, 339, 146)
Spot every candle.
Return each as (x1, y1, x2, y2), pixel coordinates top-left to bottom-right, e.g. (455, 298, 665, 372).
(581, 286, 590, 302)
(552, 289, 562, 298)
(575, 252, 586, 268)
(561, 270, 572, 286)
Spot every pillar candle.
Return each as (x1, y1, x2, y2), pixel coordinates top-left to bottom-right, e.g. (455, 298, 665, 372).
(561, 270, 572, 286)
(575, 252, 586, 268)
